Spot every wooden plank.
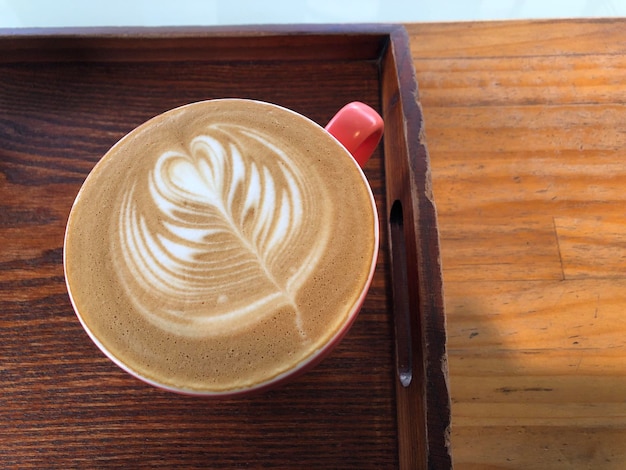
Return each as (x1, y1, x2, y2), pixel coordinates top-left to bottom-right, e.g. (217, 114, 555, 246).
(413, 55, 626, 107)
(437, 216, 562, 282)
(410, 19, 626, 59)
(423, 105, 626, 153)
(381, 35, 428, 470)
(555, 217, 626, 279)
(445, 279, 626, 358)
(382, 26, 452, 469)
(452, 426, 626, 470)
(0, 26, 389, 62)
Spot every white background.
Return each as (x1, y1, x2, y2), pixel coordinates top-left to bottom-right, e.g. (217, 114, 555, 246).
(1, 0, 626, 28)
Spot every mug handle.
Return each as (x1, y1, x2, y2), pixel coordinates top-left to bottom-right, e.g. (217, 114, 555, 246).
(325, 102, 384, 168)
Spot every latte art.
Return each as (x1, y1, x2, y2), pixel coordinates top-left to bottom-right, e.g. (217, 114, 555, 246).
(116, 124, 330, 337)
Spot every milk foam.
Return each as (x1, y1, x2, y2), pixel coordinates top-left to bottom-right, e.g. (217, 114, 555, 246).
(116, 123, 330, 337)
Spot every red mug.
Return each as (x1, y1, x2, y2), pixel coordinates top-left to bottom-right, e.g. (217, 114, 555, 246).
(326, 101, 384, 168)
(64, 99, 383, 396)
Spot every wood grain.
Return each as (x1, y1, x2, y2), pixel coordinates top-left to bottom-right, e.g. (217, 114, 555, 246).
(0, 31, 395, 469)
(382, 26, 451, 469)
(0, 27, 451, 469)
(408, 19, 626, 469)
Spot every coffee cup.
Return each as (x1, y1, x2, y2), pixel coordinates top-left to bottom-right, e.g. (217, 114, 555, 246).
(64, 98, 383, 396)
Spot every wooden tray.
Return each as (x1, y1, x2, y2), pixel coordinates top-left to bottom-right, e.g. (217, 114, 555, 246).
(0, 25, 451, 469)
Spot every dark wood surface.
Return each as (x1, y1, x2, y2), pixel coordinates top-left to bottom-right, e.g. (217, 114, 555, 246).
(382, 27, 450, 469)
(0, 26, 450, 469)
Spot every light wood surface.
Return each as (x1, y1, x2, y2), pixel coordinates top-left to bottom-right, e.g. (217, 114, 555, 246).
(407, 19, 626, 468)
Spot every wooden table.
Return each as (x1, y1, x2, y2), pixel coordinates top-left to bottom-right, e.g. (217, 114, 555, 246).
(2, 19, 624, 469)
(407, 19, 626, 468)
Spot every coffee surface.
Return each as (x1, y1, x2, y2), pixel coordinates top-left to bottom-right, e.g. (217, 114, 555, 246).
(65, 99, 377, 393)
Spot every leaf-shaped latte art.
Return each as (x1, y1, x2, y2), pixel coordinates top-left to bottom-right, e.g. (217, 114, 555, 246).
(116, 124, 329, 337)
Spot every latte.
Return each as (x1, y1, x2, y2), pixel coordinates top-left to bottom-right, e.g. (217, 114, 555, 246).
(64, 99, 378, 394)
